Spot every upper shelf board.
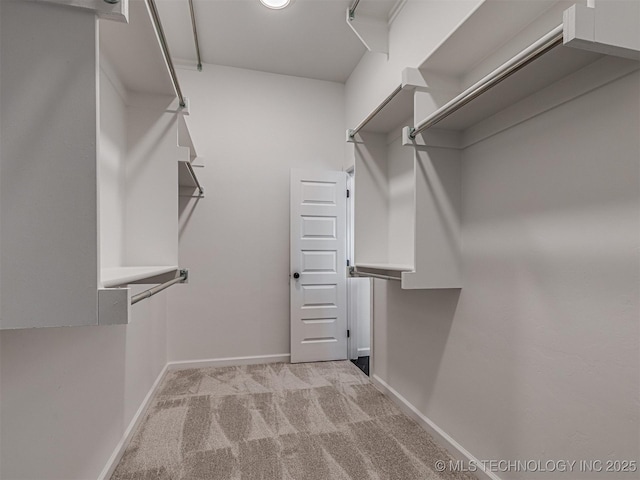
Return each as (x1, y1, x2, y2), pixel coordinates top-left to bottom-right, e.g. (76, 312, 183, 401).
(430, 44, 602, 132)
(417, 0, 565, 78)
(100, 0, 175, 96)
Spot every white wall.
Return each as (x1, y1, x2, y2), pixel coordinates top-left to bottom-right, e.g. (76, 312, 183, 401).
(0, 286, 168, 480)
(348, 0, 640, 476)
(166, 64, 345, 362)
(373, 70, 640, 477)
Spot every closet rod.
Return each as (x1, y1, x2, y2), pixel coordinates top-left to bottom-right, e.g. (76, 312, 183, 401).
(409, 24, 564, 139)
(188, 0, 203, 71)
(185, 161, 205, 197)
(348, 84, 403, 139)
(146, 0, 187, 108)
(131, 269, 188, 305)
(348, 0, 361, 20)
(351, 269, 401, 282)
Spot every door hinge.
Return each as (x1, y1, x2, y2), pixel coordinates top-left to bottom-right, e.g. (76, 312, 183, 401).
(346, 189, 350, 198)
(347, 329, 350, 338)
(347, 259, 350, 266)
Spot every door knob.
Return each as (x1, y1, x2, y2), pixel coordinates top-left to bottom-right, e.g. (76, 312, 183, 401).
(293, 272, 300, 279)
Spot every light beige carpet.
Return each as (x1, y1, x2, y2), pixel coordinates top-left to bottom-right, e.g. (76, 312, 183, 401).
(111, 361, 476, 480)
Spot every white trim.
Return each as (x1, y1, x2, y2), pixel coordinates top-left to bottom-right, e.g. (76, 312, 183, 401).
(167, 353, 291, 371)
(368, 278, 374, 378)
(98, 363, 170, 480)
(371, 374, 502, 480)
(357, 347, 370, 356)
(346, 171, 358, 361)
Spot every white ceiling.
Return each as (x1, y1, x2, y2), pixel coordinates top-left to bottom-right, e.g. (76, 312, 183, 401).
(156, 0, 397, 83)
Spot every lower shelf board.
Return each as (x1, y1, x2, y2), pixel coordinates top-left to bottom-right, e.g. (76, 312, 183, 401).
(101, 266, 179, 288)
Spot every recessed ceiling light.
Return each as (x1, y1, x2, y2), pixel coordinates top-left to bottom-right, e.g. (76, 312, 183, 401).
(260, 0, 290, 10)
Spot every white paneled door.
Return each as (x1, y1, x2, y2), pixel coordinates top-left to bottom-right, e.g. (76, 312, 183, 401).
(290, 170, 348, 363)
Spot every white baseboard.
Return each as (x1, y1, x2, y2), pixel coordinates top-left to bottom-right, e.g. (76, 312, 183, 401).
(357, 347, 370, 356)
(167, 353, 291, 370)
(97, 363, 170, 480)
(371, 374, 502, 480)
(98, 353, 290, 479)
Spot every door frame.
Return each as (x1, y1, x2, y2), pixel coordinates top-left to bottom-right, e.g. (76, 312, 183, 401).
(346, 167, 373, 368)
(346, 168, 357, 360)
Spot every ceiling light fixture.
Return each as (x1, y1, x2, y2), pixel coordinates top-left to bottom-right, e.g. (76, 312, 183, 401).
(260, 0, 290, 10)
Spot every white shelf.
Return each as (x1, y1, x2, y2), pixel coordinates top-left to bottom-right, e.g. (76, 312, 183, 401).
(99, 0, 174, 96)
(411, 0, 606, 140)
(102, 266, 178, 288)
(417, 43, 602, 135)
(356, 263, 413, 272)
(417, 0, 562, 80)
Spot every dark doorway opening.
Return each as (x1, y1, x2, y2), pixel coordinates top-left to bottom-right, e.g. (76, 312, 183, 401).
(351, 356, 369, 376)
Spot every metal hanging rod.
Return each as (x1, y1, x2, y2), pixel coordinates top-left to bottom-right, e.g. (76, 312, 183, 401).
(348, 84, 402, 139)
(354, 271, 402, 281)
(131, 269, 188, 305)
(146, 0, 187, 108)
(409, 24, 564, 139)
(350, 268, 401, 282)
(348, 0, 361, 20)
(186, 161, 204, 197)
(188, 0, 203, 71)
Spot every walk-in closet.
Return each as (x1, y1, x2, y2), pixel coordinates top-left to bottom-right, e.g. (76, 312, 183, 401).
(1, 1, 638, 479)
